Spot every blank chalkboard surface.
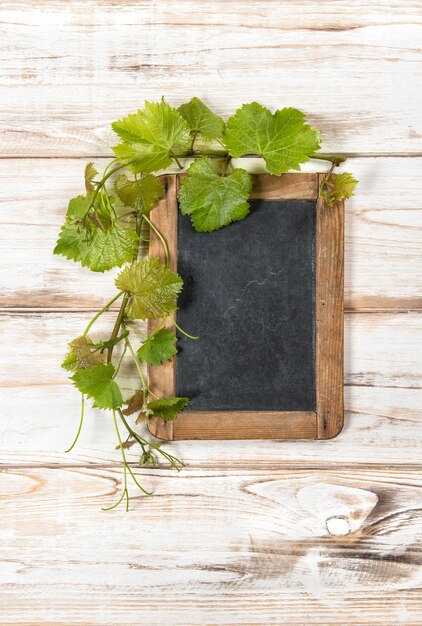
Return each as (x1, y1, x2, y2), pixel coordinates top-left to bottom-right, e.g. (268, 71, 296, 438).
(176, 199, 316, 412)
(148, 173, 344, 441)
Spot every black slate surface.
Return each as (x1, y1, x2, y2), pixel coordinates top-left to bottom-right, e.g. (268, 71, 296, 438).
(175, 199, 316, 411)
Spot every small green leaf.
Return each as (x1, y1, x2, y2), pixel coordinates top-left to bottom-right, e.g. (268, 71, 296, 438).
(62, 335, 104, 372)
(112, 100, 191, 173)
(326, 172, 358, 205)
(115, 173, 164, 214)
(147, 396, 190, 421)
(115, 257, 183, 320)
(84, 162, 98, 192)
(65, 194, 93, 223)
(224, 102, 320, 175)
(54, 222, 91, 263)
(178, 157, 252, 232)
(178, 97, 225, 141)
(71, 363, 123, 410)
(137, 328, 177, 366)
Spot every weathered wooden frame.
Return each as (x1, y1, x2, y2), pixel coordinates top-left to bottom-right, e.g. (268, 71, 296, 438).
(147, 173, 344, 441)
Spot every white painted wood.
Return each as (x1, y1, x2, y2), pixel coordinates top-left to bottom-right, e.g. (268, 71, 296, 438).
(0, 466, 421, 624)
(1, 1, 421, 156)
(1, 2, 421, 623)
(0, 157, 421, 310)
(0, 311, 419, 466)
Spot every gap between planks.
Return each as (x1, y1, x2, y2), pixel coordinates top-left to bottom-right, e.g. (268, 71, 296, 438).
(1, 307, 421, 314)
(1, 153, 422, 159)
(2, 461, 421, 471)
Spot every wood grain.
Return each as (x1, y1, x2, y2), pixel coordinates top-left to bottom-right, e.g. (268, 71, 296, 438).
(172, 411, 317, 440)
(1, 465, 421, 624)
(1, 1, 421, 156)
(0, 310, 419, 466)
(0, 157, 420, 311)
(316, 175, 344, 438)
(1, 1, 421, 622)
(147, 176, 178, 441)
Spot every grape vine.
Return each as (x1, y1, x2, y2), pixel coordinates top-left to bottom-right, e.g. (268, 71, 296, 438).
(55, 97, 357, 510)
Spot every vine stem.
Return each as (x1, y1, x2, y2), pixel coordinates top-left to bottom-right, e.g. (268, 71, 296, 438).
(125, 335, 148, 396)
(169, 315, 199, 340)
(320, 160, 338, 198)
(170, 151, 183, 170)
(107, 292, 130, 364)
(91, 163, 126, 208)
(83, 291, 124, 337)
(171, 149, 346, 166)
(102, 409, 129, 511)
(118, 410, 184, 469)
(143, 214, 170, 268)
(65, 394, 85, 453)
(189, 130, 199, 153)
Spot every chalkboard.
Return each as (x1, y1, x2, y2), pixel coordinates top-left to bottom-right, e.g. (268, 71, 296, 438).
(176, 199, 316, 412)
(148, 173, 344, 441)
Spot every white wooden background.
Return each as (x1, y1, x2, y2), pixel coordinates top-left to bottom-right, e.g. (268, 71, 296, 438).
(1, 1, 421, 624)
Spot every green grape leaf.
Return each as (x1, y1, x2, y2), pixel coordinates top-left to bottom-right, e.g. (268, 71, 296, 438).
(224, 102, 320, 175)
(54, 222, 139, 272)
(53, 222, 91, 263)
(65, 194, 93, 223)
(178, 157, 252, 232)
(147, 396, 190, 421)
(122, 390, 144, 417)
(84, 162, 98, 192)
(83, 226, 138, 272)
(115, 173, 164, 214)
(137, 328, 177, 366)
(178, 97, 225, 141)
(325, 172, 358, 206)
(71, 363, 123, 410)
(62, 335, 104, 372)
(112, 100, 191, 173)
(115, 257, 183, 319)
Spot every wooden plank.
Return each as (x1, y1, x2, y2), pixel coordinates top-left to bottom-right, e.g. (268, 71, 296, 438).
(0, 157, 420, 311)
(0, 311, 419, 466)
(316, 175, 344, 438)
(1, 1, 421, 156)
(0, 466, 421, 624)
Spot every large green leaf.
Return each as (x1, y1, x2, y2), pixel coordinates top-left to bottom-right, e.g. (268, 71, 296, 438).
(224, 102, 320, 175)
(137, 328, 177, 366)
(178, 157, 252, 232)
(178, 97, 225, 141)
(114, 173, 164, 214)
(65, 194, 94, 223)
(147, 396, 189, 421)
(54, 222, 139, 272)
(112, 100, 191, 173)
(115, 257, 183, 320)
(71, 363, 123, 410)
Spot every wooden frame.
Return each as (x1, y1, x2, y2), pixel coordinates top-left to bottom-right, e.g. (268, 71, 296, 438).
(147, 173, 344, 441)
